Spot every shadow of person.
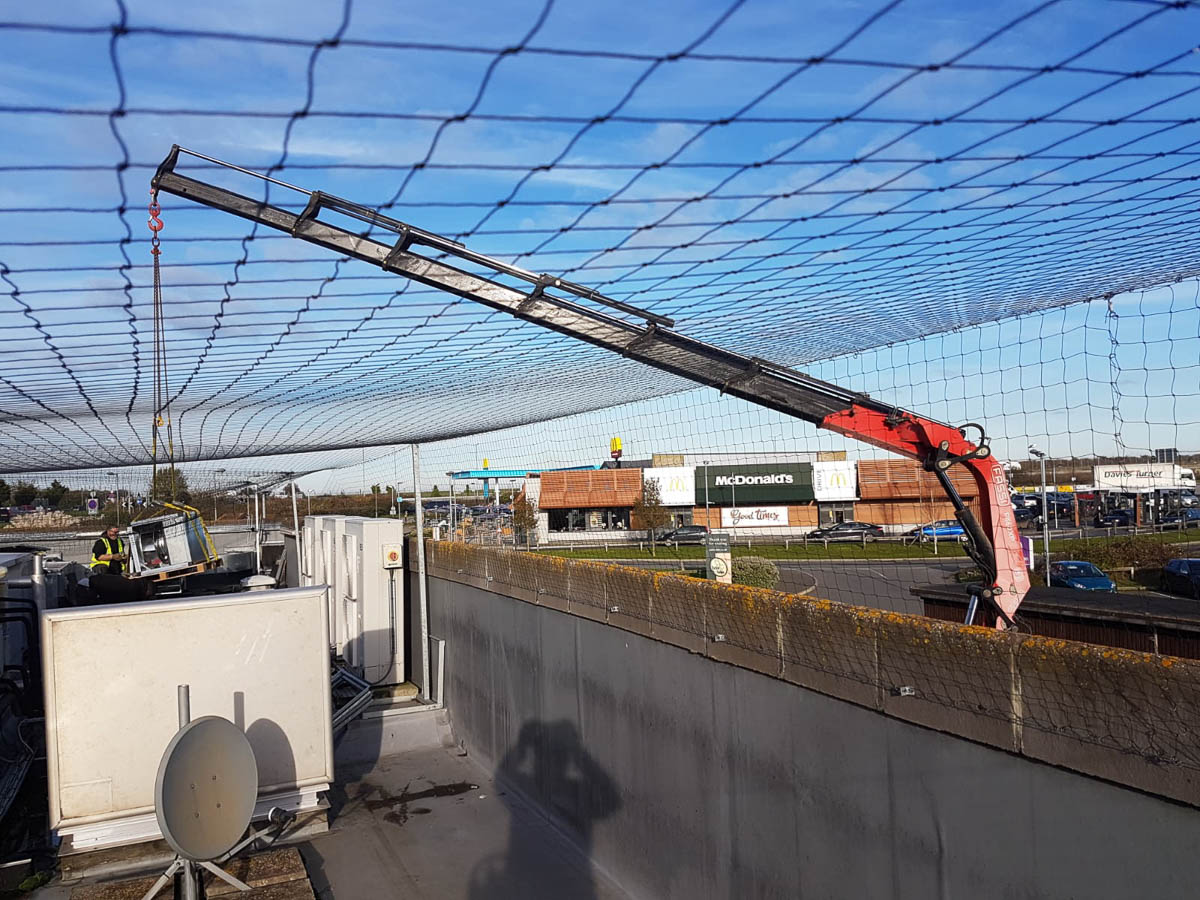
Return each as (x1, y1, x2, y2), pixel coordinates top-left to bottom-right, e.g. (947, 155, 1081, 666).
(469, 719, 621, 900)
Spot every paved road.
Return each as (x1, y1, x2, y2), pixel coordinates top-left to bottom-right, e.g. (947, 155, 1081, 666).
(773, 559, 966, 614)
(601, 557, 969, 614)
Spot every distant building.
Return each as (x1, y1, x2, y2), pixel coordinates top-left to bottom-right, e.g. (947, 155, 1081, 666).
(528, 456, 982, 540)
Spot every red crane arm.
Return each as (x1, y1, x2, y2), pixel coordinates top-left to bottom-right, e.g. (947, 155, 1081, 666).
(822, 406, 1030, 627)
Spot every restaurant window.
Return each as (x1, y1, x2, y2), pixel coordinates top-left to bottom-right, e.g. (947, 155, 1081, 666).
(818, 502, 854, 526)
(547, 509, 587, 532)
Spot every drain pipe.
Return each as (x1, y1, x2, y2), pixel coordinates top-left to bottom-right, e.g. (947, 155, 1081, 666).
(412, 444, 431, 703)
(6, 554, 48, 609)
(30, 552, 46, 611)
(290, 478, 303, 580)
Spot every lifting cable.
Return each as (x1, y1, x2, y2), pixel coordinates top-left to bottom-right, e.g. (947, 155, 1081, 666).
(148, 190, 176, 503)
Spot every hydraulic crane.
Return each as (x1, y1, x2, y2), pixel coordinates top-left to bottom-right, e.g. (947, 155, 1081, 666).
(151, 145, 1031, 628)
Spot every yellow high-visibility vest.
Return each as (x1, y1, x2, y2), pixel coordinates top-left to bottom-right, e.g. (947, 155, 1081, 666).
(91, 536, 125, 573)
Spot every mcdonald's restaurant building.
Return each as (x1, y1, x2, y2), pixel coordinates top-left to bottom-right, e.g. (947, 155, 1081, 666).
(531, 456, 981, 540)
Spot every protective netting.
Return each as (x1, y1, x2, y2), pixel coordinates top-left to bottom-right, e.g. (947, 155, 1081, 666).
(2, 0, 1200, 471)
(314, 281, 1199, 624)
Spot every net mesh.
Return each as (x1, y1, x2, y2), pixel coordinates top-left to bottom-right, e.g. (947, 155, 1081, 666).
(3, 2, 1200, 804)
(1, 1, 1199, 470)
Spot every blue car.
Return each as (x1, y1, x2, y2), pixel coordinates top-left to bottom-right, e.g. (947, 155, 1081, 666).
(915, 519, 966, 539)
(1049, 561, 1116, 592)
(1160, 508, 1200, 527)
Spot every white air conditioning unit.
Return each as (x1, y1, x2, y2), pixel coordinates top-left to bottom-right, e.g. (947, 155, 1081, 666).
(343, 518, 405, 685)
(302, 515, 404, 685)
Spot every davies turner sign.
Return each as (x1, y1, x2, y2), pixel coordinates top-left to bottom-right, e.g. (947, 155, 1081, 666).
(1093, 463, 1196, 492)
(721, 506, 788, 528)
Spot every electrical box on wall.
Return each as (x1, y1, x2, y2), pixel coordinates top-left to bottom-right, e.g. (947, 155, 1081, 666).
(381, 543, 403, 569)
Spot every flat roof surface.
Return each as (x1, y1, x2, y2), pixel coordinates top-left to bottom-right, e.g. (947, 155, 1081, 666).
(301, 742, 630, 900)
(37, 740, 629, 900)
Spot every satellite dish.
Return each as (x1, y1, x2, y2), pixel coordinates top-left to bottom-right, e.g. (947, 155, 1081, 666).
(154, 716, 258, 862)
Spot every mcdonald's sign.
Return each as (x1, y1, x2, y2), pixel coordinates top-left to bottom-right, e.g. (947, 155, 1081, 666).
(813, 461, 858, 501)
(642, 467, 695, 506)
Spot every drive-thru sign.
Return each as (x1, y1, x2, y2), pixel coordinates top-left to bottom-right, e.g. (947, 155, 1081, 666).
(705, 532, 732, 584)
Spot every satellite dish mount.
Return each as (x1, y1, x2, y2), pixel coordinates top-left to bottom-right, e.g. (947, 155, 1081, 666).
(141, 685, 259, 900)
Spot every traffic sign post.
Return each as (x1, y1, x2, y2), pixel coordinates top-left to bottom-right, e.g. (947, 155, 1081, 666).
(86, 496, 100, 516)
(705, 532, 732, 584)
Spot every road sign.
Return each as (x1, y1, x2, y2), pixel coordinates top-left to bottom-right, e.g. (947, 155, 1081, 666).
(704, 532, 730, 552)
(705, 531, 732, 584)
(86, 496, 100, 516)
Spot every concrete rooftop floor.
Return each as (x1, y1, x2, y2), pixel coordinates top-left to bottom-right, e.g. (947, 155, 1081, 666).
(303, 741, 631, 900)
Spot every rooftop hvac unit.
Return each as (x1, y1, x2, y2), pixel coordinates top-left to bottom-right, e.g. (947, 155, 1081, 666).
(342, 518, 405, 685)
(125, 505, 220, 578)
(302, 516, 405, 685)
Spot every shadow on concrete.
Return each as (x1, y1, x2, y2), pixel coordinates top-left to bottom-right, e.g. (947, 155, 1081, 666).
(468, 720, 621, 900)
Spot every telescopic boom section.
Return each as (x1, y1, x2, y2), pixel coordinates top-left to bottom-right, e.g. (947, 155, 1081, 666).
(151, 145, 1030, 627)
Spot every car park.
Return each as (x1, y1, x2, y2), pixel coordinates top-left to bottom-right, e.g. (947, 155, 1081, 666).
(806, 521, 885, 541)
(1161, 559, 1200, 599)
(1049, 561, 1117, 592)
(657, 525, 710, 544)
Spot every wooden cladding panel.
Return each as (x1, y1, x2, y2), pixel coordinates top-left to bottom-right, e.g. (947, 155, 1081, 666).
(538, 469, 643, 509)
(857, 458, 978, 500)
(858, 498, 982, 526)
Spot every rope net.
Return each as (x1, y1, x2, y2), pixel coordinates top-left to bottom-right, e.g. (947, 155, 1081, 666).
(1, 2, 1199, 790)
(0, 0, 1198, 472)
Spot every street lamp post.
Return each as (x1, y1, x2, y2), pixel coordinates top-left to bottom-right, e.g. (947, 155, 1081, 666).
(213, 468, 226, 522)
(106, 471, 120, 525)
(1030, 445, 1050, 584)
(1051, 459, 1059, 529)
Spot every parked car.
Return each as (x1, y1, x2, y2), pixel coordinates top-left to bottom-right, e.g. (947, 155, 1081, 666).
(911, 520, 966, 540)
(1161, 558, 1200, 599)
(1095, 509, 1134, 527)
(1013, 506, 1038, 525)
(1049, 561, 1117, 592)
(805, 521, 885, 541)
(1159, 508, 1200, 527)
(1010, 494, 1040, 509)
(657, 525, 710, 544)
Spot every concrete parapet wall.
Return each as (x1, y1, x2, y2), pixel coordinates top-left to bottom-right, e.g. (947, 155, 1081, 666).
(423, 540, 1200, 808)
(420, 540, 1200, 899)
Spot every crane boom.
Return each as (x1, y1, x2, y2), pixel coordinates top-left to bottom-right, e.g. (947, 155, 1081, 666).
(151, 145, 1030, 627)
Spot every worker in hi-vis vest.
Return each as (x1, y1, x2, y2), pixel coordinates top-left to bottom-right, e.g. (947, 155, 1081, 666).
(91, 525, 128, 575)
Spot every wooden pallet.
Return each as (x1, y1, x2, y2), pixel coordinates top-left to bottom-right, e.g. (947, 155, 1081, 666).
(132, 557, 222, 583)
(70, 847, 314, 899)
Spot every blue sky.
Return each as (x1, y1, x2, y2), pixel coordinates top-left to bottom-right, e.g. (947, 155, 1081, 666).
(0, 0, 1198, 488)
